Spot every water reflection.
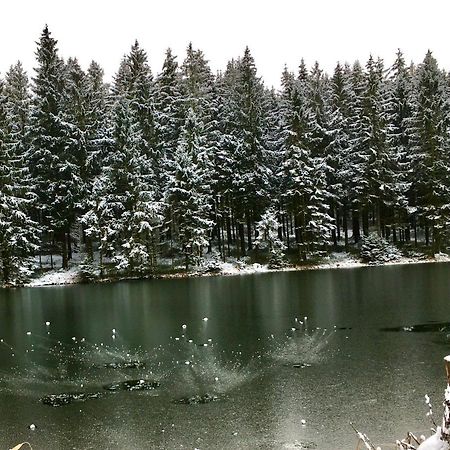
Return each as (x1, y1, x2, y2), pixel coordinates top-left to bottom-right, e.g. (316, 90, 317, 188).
(1, 263, 450, 448)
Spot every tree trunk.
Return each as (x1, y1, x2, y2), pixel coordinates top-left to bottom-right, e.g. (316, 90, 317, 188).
(336, 208, 341, 241)
(331, 206, 337, 248)
(67, 232, 72, 260)
(362, 209, 369, 237)
(352, 209, 360, 244)
(216, 220, 222, 258)
(376, 200, 382, 236)
(413, 215, 418, 246)
(343, 205, 348, 248)
(226, 215, 232, 256)
(246, 213, 252, 251)
(239, 222, 246, 257)
(62, 232, 68, 269)
(433, 226, 440, 254)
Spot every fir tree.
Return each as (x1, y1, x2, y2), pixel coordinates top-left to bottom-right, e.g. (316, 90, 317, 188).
(166, 108, 213, 269)
(0, 75, 39, 283)
(412, 51, 450, 251)
(227, 47, 271, 254)
(325, 62, 353, 247)
(29, 26, 81, 268)
(154, 48, 184, 172)
(383, 50, 414, 242)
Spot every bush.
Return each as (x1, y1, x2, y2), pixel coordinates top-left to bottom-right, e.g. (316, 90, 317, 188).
(360, 233, 402, 264)
(267, 248, 288, 269)
(79, 259, 100, 282)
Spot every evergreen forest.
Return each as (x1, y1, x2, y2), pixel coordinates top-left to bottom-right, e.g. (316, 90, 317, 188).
(1, 26, 450, 284)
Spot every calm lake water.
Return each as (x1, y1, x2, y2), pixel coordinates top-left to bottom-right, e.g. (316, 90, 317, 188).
(1, 263, 450, 449)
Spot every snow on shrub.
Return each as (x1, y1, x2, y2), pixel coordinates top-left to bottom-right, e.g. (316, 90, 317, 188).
(360, 233, 402, 264)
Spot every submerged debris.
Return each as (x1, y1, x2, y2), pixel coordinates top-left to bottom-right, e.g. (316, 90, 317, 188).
(103, 361, 146, 369)
(41, 391, 102, 407)
(285, 362, 312, 369)
(284, 441, 317, 449)
(173, 393, 220, 405)
(102, 379, 160, 391)
(381, 322, 450, 333)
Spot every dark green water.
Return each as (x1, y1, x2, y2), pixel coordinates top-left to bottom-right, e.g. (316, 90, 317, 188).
(1, 263, 450, 449)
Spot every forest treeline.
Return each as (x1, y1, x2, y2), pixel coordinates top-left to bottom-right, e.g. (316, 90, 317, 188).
(0, 26, 449, 283)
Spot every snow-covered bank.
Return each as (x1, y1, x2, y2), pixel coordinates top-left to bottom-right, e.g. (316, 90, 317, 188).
(26, 266, 81, 287)
(18, 251, 450, 288)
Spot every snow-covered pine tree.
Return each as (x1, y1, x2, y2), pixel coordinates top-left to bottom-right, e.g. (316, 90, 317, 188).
(63, 58, 89, 240)
(28, 26, 81, 269)
(412, 51, 450, 252)
(180, 44, 218, 253)
(125, 41, 158, 175)
(347, 60, 371, 242)
(325, 62, 353, 247)
(361, 56, 391, 236)
(166, 107, 213, 269)
(280, 66, 311, 259)
(109, 95, 161, 274)
(226, 47, 271, 255)
(212, 63, 241, 256)
(81, 61, 112, 262)
(181, 43, 215, 113)
(305, 62, 335, 252)
(64, 58, 112, 262)
(0, 73, 39, 284)
(383, 50, 414, 243)
(280, 66, 333, 260)
(262, 86, 285, 247)
(307, 62, 331, 159)
(264, 87, 284, 199)
(154, 48, 184, 179)
(4, 62, 33, 201)
(79, 173, 112, 276)
(255, 207, 286, 268)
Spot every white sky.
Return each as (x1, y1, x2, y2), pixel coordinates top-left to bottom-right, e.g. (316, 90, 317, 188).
(2, 0, 450, 88)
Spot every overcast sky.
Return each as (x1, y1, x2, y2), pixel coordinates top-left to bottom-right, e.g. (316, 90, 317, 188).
(2, 0, 450, 88)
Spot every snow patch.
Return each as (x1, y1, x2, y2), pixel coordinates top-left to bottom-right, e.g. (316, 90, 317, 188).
(435, 253, 450, 262)
(26, 266, 81, 287)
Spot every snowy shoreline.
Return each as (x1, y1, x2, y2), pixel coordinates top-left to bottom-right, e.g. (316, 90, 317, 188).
(10, 252, 450, 289)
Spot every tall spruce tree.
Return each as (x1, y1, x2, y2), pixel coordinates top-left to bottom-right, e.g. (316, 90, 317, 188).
(166, 107, 213, 269)
(325, 62, 353, 247)
(412, 51, 450, 251)
(154, 48, 184, 174)
(29, 26, 81, 268)
(226, 47, 271, 254)
(383, 50, 414, 242)
(0, 73, 39, 283)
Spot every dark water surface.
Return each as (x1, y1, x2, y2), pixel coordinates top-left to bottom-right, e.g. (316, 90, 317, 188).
(1, 263, 450, 449)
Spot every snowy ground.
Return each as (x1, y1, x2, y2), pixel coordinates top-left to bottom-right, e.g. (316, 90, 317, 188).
(26, 266, 81, 287)
(20, 251, 450, 288)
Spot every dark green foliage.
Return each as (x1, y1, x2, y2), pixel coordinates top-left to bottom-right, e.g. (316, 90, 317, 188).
(360, 233, 402, 264)
(4, 27, 450, 285)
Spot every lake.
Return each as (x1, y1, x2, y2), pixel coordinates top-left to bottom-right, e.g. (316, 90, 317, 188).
(1, 263, 450, 449)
